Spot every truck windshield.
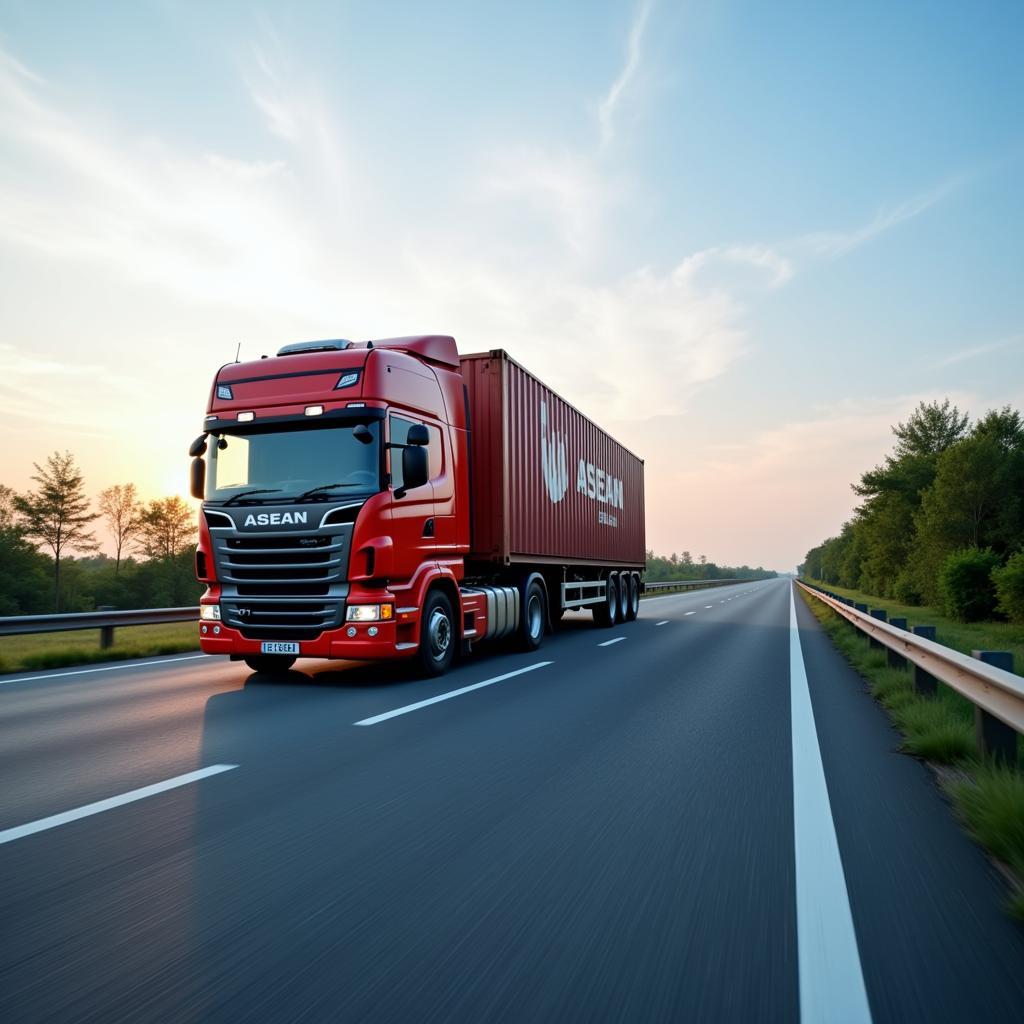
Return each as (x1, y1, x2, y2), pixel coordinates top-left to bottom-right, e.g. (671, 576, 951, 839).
(205, 420, 381, 504)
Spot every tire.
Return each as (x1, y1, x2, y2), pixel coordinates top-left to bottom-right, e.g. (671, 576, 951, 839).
(244, 654, 296, 673)
(617, 574, 629, 622)
(625, 574, 640, 621)
(593, 575, 619, 628)
(519, 578, 546, 651)
(418, 589, 456, 676)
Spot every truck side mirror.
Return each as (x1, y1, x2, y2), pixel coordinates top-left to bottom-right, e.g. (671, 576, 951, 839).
(190, 457, 206, 500)
(352, 423, 374, 445)
(396, 446, 428, 497)
(189, 434, 208, 457)
(406, 423, 430, 447)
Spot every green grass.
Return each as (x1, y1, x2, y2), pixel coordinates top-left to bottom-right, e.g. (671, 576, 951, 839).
(946, 762, 1024, 918)
(799, 586, 1024, 918)
(803, 577, 1024, 669)
(0, 622, 199, 674)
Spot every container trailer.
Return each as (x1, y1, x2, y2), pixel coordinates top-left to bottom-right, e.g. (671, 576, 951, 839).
(189, 336, 645, 675)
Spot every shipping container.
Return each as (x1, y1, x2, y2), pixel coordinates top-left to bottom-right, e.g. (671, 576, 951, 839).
(462, 350, 645, 568)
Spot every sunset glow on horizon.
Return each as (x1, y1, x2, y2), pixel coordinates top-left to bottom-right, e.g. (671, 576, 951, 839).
(2, 2, 1021, 569)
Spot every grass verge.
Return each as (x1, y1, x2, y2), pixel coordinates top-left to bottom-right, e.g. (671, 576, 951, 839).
(799, 586, 1024, 918)
(0, 622, 199, 674)
(803, 577, 1024, 668)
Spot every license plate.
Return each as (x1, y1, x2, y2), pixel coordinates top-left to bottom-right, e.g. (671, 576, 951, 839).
(261, 642, 299, 655)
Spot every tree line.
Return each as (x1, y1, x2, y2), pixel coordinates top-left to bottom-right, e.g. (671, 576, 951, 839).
(800, 400, 1024, 623)
(0, 451, 200, 614)
(645, 550, 777, 583)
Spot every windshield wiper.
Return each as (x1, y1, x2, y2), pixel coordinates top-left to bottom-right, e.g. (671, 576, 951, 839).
(292, 482, 361, 501)
(221, 488, 283, 506)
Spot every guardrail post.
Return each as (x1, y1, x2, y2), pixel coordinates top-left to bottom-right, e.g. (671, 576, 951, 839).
(972, 651, 1018, 764)
(912, 626, 938, 695)
(869, 609, 887, 649)
(886, 618, 908, 669)
(98, 606, 115, 650)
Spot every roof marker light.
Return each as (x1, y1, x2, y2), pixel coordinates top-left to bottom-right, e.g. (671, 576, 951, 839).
(305, 405, 324, 416)
(237, 411, 255, 422)
(347, 402, 366, 408)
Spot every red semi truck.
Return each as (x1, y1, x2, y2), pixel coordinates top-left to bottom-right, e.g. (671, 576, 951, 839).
(189, 336, 645, 675)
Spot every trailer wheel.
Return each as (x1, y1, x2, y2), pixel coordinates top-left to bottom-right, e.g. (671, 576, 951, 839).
(519, 579, 546, 651)
(625, 574, 640, 621)
(418, 589, 456, 677)
(244, 655, 296, 674)
(617, 574, 629, 622)
(593, 575, 619, 628)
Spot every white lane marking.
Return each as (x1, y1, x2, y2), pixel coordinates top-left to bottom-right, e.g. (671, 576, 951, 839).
(655, 620, 670, 627)
(355, 662, 553, 726)
(705, 605, 713, 609)
(685, 611, 696, 616)
(0, 764, 239, 846)
(789, 587, 872, 1022)
(599, 637, 626, 647)
(0, 653, 209, 686)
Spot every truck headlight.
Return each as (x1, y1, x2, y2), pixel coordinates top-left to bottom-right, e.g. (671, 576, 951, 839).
(345, 604, 394, 622)
(200, 605, 221, 620)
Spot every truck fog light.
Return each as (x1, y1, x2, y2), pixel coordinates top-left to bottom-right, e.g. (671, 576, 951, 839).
(213, 625, 221, 635)
(346, 626, 357, 638)
(368, 626, 378, 637)
(200, 605, 221, 620)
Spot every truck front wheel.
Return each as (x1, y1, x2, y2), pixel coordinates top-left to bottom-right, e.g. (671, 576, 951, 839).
(418, 589, 456, 676)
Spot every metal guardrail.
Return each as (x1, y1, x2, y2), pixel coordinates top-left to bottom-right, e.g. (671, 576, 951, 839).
(645, 578, 767, 593)
(0, 607, 199, 636)
(797, 580, 1024, 760)
(0, 607, 199, 648)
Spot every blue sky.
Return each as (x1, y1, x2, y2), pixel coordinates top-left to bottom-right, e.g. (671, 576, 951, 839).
(0, 0, 1021, 568)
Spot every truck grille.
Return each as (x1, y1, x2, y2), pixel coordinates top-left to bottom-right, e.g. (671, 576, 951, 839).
(209, 518, 352, 641)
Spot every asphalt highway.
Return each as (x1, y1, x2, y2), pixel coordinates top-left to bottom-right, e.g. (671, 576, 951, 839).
(1, 579, 1023, 1022)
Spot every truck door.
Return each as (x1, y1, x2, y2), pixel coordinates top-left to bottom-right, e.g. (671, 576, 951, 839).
(388, 414, 439, 581)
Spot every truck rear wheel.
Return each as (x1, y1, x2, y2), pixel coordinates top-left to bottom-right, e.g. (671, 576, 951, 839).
(418, 589, 456, 676)
(617, 574, 629, 622)
(625, 574, 640, 621)
(244, 655, 296, 674)
(519, 579, 546, 651)
(593, 575, 619, 628)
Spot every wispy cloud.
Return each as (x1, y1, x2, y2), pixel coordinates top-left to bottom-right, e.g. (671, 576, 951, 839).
(798, 177, 962, 258)
(597, 0, 654, 148)
(935, 334, 1021, 368)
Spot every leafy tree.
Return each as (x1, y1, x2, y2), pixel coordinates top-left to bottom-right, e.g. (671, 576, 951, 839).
(136, 496, 196, 561)
(13, 451, 98, 610)
(98, 483, 142, 573)
(938, 548, 1000, 622)
(890, 399, 969, 460)
(993, 552, 1024, 624)
(0, 484, 51, 614)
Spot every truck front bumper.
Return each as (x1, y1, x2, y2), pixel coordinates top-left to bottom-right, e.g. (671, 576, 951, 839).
(198, 620, 415, 661)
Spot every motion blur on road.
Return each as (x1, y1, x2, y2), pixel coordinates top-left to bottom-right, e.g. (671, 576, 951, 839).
(2, 579, 1023, 1022)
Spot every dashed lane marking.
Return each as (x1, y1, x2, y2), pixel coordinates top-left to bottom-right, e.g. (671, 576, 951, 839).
(355, 662, 553, 726)
(0, 765, 239, 845)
